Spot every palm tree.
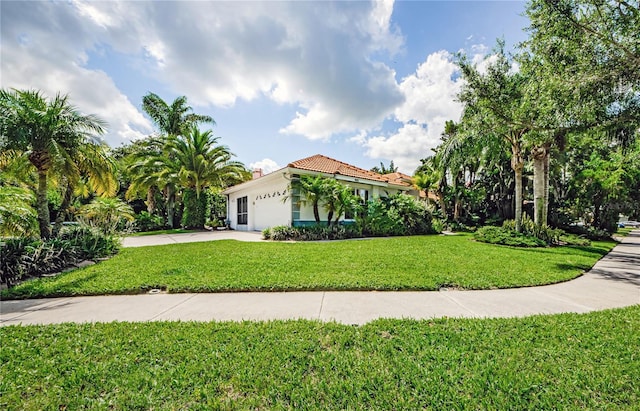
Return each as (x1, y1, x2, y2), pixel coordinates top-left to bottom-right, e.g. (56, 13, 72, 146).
(457, 44, 529, 232)
(170, 126, 249, 228)
(77, 197, 134, 234)
(414, 156, 446, 213)
(132, 93, 215, 228)
(142, 92, 214, 137)
(320, 178, 362, 226)
(126, 136, 181, 227)
(0, 185, 37, 237)
(370, 160, 398, 174)
(173, 126, 248, 197)
(292, 175, 327, 224)
(0, 89, 110, 239)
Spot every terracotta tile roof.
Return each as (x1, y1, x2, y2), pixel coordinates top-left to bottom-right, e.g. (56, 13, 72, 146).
(288, 154, 409, 186)
(380, 172, 413, 186)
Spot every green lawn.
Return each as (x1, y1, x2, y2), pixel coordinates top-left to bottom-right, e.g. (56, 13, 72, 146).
(2, 234, 615, 299)
(1, 306, 638, 409)
(616, 227, 636, 237)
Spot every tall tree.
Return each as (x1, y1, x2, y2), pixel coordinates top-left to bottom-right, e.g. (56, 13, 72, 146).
(172, 126, 248, 199)
(135, 93, 216, 227)
(171, 126, 249, 228)
(126, 136, 182, 228)
(142, 93, 214, 137)
(523, 0, 640, 225)
(0, 89, 110, 239)
(456, 45, 531, 231)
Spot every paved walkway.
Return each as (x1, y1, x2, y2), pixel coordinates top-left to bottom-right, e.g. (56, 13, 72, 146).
(2, 231, 638, 326)
(122, 230, 264, 247)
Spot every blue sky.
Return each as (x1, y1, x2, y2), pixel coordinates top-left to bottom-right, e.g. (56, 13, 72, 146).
(1, 0, 529, 174)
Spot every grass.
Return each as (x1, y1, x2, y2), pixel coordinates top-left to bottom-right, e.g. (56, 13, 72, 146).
(1, 306, 638, 409)
(126, 228, 201, 237)
(2, 234, 615, 299)
(616, 227, 636, 237)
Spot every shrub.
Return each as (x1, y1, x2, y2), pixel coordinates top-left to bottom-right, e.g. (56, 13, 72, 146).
(134, 211, 165, 232)
(0, 225, 121, 287)
(431, 218, 445, 234)
(0, 238, 77, 286)
(359, 194, 436, 237)
(475, 215, 592, 248)
(58, 225, 121, 259)
(182, 189, 209, 229)
(559, 234, 591, 246)
(474, 226, 547, 247)
(0, 238, 38, 286)
(503, 215, 564, 245)
(563, 225, 611, 241)
(265, 225, 362, 241)
(77, 197, 135, 234)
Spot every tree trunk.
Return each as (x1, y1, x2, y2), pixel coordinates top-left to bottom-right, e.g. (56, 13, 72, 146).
(52, 180, 74, 237)
(543, 148, 550, 226)
(313, 201, 320, 223)
(146, 186, 157, 214)
(532, 143, 551, 227)
(511, 139, 524, 233)
(532, 145, 546, 226)
(36, 169, 52, 239)
(166, 186, 176, 228)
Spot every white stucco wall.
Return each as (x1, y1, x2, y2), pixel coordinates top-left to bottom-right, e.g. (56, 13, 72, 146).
(226, 173, 291, 231)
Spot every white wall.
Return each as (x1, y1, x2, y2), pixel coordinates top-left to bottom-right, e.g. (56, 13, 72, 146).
(227, 174, 291, 231)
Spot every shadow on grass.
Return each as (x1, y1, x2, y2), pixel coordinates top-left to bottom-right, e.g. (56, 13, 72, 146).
(555, 263, 592, 272)
(2, 271, 101, 300)
(509, 243, 612, 258)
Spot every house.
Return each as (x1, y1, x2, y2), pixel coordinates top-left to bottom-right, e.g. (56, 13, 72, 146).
(222, 154, 418, 231)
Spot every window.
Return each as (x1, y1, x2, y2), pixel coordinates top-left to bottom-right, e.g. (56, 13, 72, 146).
(237, 196, 248, 225)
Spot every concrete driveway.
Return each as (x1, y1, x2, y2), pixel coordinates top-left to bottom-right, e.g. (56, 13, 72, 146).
(122, 230, 264, 247)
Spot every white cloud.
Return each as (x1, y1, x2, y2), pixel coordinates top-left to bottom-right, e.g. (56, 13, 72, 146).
(2, 1, 405, 146)
(250, 159, 281, 175)
(0, 1, 153, 146)
(365, 123, 440, 173)
(356, 50, 464, 173)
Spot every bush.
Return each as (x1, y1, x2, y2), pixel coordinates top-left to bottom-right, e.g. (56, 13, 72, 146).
(563, 225, 611, 241)
(77, 197, 134, 234)
(559, 234, 591, 246)
(474, 226, 547, 247)
(503, 215, 564, 245)
(475, 215, 592, 248)
(58, 225, 121, 259)
(0, 238, 39, 286)
(431, 218, 445, 234)
(359, 194, 436, 237)
(0, 238, 78, 286)
(134, 211, 165, 232)
(182, 189, 210, 229)
(0, 225, 121, 287)
(265, 225, 362, 241)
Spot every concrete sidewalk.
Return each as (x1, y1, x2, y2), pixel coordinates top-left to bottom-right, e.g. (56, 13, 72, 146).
(2, 231, 638, 326)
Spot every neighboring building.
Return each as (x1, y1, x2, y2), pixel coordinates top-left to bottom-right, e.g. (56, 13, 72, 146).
(222, 154, 418, 231)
